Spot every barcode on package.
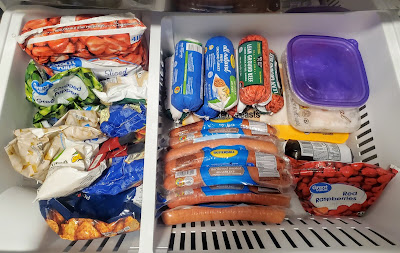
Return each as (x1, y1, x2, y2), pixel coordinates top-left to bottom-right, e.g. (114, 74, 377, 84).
(299, 141, 342, 161)
(255, 152, 280, 178)
(186, 42, 202, 54)
(248, 121, 269, 135)
(299, 141, 313, 157)
(175, 169, 197, 178)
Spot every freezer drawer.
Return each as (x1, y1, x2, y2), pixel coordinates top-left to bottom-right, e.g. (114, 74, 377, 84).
(1, 6, 400, 253)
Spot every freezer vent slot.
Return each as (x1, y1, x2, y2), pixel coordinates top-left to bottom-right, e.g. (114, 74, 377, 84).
(61, 233, 137, 252)
(352, 105, 379, 165)
(326, 0, 341, 7)
(167, 217, 398, 252)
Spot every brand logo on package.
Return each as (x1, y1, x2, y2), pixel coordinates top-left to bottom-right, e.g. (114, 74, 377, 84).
(31, 80, 54, 95)
(48, 58, 82, 71)
(310, 183, 332, 194)
(210, 149, 238, 158)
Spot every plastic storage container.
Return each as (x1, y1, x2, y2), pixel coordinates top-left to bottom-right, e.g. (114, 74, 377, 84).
(285, 35, 370, 110)
(1, 5, 400, 253)
(282, 57, 361, 133)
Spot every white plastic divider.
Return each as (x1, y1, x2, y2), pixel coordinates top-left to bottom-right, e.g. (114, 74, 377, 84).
(138, 11, 163, 253)
(0, 8, 12, 59)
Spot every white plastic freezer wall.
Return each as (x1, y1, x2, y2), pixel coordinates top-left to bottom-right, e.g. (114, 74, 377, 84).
(1, 4, 400, 253)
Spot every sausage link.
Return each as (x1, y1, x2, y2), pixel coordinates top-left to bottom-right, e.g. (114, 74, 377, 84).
(167, 187, 290, 208)
(165, 138, 278, 162)
(169, 119, 276, 137)
(163, 162, 290, 191)
(169, 128, 272, 149)
(162, 205, 286, 225)
(165, 150, 279, 175)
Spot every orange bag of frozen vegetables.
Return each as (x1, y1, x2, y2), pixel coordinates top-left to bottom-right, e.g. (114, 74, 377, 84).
(17, 13, 147, 66)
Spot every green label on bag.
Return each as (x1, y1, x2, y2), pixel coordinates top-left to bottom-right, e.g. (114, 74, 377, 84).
(238, 41, 263, 87)
(269, 52, 282, 96)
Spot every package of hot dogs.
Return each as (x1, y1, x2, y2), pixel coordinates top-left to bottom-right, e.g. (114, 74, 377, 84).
(18, 13, 147, 65)
(168, 127, 279, 149)
(293, 160, 398, 216)
(162, 204, 286, 225)
(169, 118, 277, 137)
(163, 146, 292, 191)
(165, 144, 282, 174)
(166, 185, 290, 208)
(164, 136, 280, 162)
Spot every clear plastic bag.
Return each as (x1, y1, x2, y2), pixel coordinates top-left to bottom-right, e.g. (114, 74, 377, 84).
(18, 13, 147, 65)
(163, 152, 292, 191)
(5, 125, 103, 182)
(162, 204, 286, 225)
(293, 160, 398, 216)
(166, 185, 290, 208)
(169, 127, 278, 149)
(165, 137, 280, 162)
(165, 144, 282, 174)
(169, 118, 277, 137)
(39, 186, 141, 240)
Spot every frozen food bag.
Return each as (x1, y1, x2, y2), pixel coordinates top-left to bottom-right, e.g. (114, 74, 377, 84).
(18, 13, 147, 65)
(39, 186, 141, 240)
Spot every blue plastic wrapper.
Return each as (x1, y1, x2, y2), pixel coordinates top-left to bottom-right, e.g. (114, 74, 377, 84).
(194, 82, 219, 119)
(83, 157, 144, 196)
(39, 187, 141, 240)
(171, 39, 203, 112)
(100, 103, 146, 137)
(204, 36, 237, 111)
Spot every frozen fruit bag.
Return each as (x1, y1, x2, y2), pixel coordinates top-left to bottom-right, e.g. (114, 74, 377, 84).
(39, 186, 142, 240)
(293, 161, 398, 216)
(17, 13, 147, 65)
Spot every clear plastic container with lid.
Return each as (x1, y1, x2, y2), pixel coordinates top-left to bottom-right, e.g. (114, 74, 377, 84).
(285, 35, 370, 110)
(282, 54, 361, 133)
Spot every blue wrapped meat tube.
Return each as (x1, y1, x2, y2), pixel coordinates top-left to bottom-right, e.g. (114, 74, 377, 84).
(171, 39, 203, 112)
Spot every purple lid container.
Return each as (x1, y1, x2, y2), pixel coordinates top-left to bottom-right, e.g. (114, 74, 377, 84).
(287, 35, 369, 108)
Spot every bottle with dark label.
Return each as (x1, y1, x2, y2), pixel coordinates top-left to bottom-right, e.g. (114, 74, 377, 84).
(284, 140, 353, 163)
